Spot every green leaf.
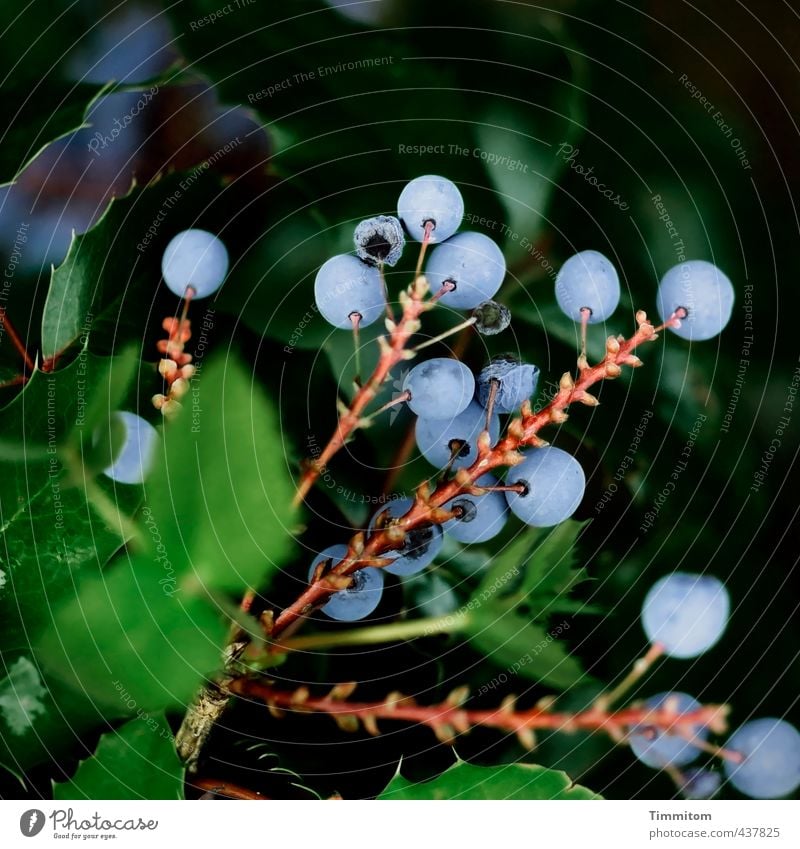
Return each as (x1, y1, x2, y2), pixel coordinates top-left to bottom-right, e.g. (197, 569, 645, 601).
(379, 759, 600, 800)
(37, 554, 227, 714)
(53, 713, 184, 800)
(142, 353, 298, 593)
(462, 521, 591, 690)
(0, 82, 112, 188)
(0, 353, 141, 654)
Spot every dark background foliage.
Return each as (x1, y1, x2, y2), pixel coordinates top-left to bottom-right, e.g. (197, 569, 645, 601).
(0, 0, 797, 800)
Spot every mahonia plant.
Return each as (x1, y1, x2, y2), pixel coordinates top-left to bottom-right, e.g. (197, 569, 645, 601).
(128, 174, 798, 802)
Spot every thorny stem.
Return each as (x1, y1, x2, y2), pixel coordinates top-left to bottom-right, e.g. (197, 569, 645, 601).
(275, 309, 677, 637)
(292, 276, 431, 506)
(229, 680, 729, 750)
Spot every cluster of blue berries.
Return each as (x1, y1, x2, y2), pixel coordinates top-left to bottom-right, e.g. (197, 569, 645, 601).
(632, 572, 800, 798)
(307, 176, 737, 629)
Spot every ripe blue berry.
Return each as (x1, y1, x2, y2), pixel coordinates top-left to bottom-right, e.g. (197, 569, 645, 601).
(681, 769, 721, 800)
(369, 497, 443, 576)
(425, 232, 506, 310)
(354, 215, 405, 267)
(477, 356, 540, 414)
(102, 411, 159, 485)
(505, 446, 585, 527)
(397, 175, 463, 243)
(415, 400, 500, 470)
(162, 229, 229, 299)
(314, 254, 385, 329)
(641, 572, 729, 659)
(555, 250, 620, 323)
(308, 544, 384, 621)
(402, 358, 475, 419)
(443, 475, 508, 544)
(656, 260, 735, 341)
(724, 719, 800, 799)
(629, 692, 710, 768)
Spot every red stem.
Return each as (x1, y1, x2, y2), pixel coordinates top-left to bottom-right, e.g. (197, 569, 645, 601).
(0, 309, 35, 372)
(229, 680, 729, 747)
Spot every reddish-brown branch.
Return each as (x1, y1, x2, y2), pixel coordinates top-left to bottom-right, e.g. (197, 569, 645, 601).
(272, 310, 671, 638)
(0, 309, 35, 373)
(193, 777, 269, 800)
(292, 277, 431, 506)
(229, 680, 729, 749)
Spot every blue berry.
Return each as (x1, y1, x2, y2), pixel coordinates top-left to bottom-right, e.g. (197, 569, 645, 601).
(724, 719, 800, 799)
(629, 692, 710, 768)
(162, 229, 229, 299)
(443, 475, 508, 544)
(656, 260, 734, 341)
(681, 769, 721, 799)
(425, 232, 506, 310)
(314, 254, 385, 329)
(505, 446, 585, 527)
(102, 411, 159, 485)
(555, 250, 620, 323)
(477, 356, 540, 414)
(397, 175, 463, 243)
(308, 544, 384, 621)
(415, 400, 500, 470)
(641, 572, 729, 659)
(369, 497, 443, 576)
(353, 215, 405, 267)
(402, 358, 475, 419)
